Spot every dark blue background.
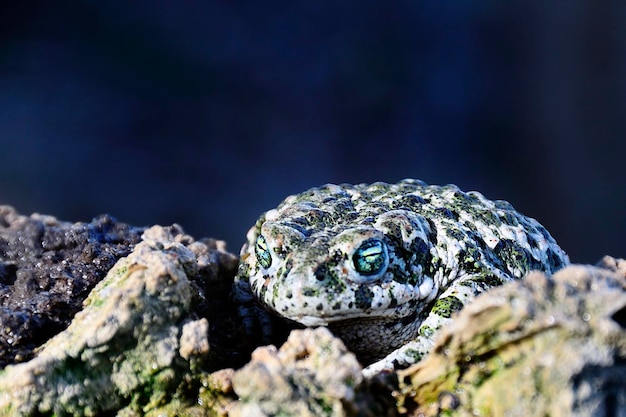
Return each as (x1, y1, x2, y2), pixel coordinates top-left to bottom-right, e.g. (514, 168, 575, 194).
(1, 2, 624, 263)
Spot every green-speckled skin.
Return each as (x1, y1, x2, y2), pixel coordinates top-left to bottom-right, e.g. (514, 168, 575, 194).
(233, 180, 569, 375)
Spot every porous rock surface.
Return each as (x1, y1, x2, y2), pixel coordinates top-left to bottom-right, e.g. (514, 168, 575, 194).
(396, 256, 626, 417)
(0, 205, 625, 416)
(0, 220, 239, 416)
(0, 206, 144, 367)
(230, 327, 379, 417)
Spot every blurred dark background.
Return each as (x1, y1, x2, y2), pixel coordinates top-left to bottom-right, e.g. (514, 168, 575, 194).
(0, 2, 624, 263)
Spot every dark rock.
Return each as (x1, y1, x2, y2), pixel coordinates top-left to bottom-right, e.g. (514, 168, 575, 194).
(0, 225, 239, 416)
(0, 206, 144, 366)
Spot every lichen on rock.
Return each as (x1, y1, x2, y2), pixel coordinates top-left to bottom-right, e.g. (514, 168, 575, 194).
(230, 327, 364, 417)
(396, 258, 626, 417)
(0, 225, 238, 416)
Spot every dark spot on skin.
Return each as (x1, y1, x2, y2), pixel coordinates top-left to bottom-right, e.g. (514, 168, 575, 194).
(304, 209, 330, 226)
(315, 272, 325, 281)
(527, 234, 539, 249)
(546, 248, 566, 271)
(316, 303, 323, 311)
(406, 298, 422, 312)
(463, 221, 479, 235)
(537, 225, 552, 241)
(494, 200, 514, 211)
(458, 246, 486, 275)
(360, 216, 375, 225)
(283, 258, 293, 272)
(435, 207, 459, 221)
(479, 210, 500, 227)
(381, 221, 403, 242)
(331, 250, 345, 263)
(493, 239, 541, 277)
(431, 296, 464, 318)
(424, 219, 437, 244)
(498, 211, 519, 226)
(410, 238, 431, 266)
(460, 274, 505, 294)
(469, 231, 488, 250)
(272, 282, 280, 301)
(333, 199, 355, 213)
(354, 287, 374, 310)
(400, 311, 418, 326)
(386, 263, 410, 285)
(446, 228, 467, 243)
(392, 194, 426, 211)
(280, 222, 310, 238)
(426, 256, 442, 278)
(314, 263, 347, 294)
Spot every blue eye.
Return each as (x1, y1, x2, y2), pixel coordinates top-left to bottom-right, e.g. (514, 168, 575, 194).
(255, 235, 272, 269)
(352, 238, 388, 276)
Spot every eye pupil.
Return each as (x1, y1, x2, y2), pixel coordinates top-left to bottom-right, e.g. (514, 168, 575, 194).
(255, 235, 272, 269)
(352, 238, 388, 276)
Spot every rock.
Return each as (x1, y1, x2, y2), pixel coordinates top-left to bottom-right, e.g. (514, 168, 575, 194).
(0, 206, 144, 367)
(0, 225, 238, 416)
(395, 259, 626, 417)
(179, 318, 210, 361)
(230, 327, 362, 417)
(230, 327, 388, 417)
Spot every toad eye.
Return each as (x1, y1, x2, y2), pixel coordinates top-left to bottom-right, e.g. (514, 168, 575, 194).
(352, 238, 388, 277)
(254, 235, 272, 269)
